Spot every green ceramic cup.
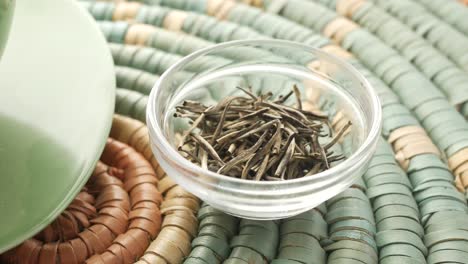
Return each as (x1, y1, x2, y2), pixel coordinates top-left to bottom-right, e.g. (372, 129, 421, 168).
(0, 0, 114, 253)
(0, 0, 15, 58)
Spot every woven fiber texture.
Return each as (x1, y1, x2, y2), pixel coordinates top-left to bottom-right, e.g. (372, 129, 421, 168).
(1, 136, 164, 263)
(2, 0, 468, 263)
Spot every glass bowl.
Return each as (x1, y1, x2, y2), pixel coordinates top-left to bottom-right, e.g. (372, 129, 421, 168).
(147, 40, 381, 219)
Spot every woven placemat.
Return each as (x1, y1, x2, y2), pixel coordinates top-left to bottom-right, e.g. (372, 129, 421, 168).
(0, 131, 164, 263)
(3, 0, 468, 263)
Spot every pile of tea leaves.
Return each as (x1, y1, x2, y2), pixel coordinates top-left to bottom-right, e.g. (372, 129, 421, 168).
(175, 86, 351, 181)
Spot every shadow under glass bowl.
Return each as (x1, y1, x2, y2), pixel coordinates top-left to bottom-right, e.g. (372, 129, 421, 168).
(147, 39, 381, 220)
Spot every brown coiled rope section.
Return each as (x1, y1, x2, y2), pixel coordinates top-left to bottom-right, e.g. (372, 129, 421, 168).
(0, 139, 162, 264)
(111, 115, 200, 263)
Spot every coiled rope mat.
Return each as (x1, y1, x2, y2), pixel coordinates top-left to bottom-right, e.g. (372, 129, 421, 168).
(3, 0, 468, 263)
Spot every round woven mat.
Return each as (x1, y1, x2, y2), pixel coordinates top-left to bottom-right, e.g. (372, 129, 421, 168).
(3, 0, 468, 263)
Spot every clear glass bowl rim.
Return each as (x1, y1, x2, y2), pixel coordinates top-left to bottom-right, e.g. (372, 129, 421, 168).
(147, 39, 382, 186)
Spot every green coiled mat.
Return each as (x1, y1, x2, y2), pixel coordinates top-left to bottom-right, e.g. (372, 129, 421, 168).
(2, 0, 468, 263)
